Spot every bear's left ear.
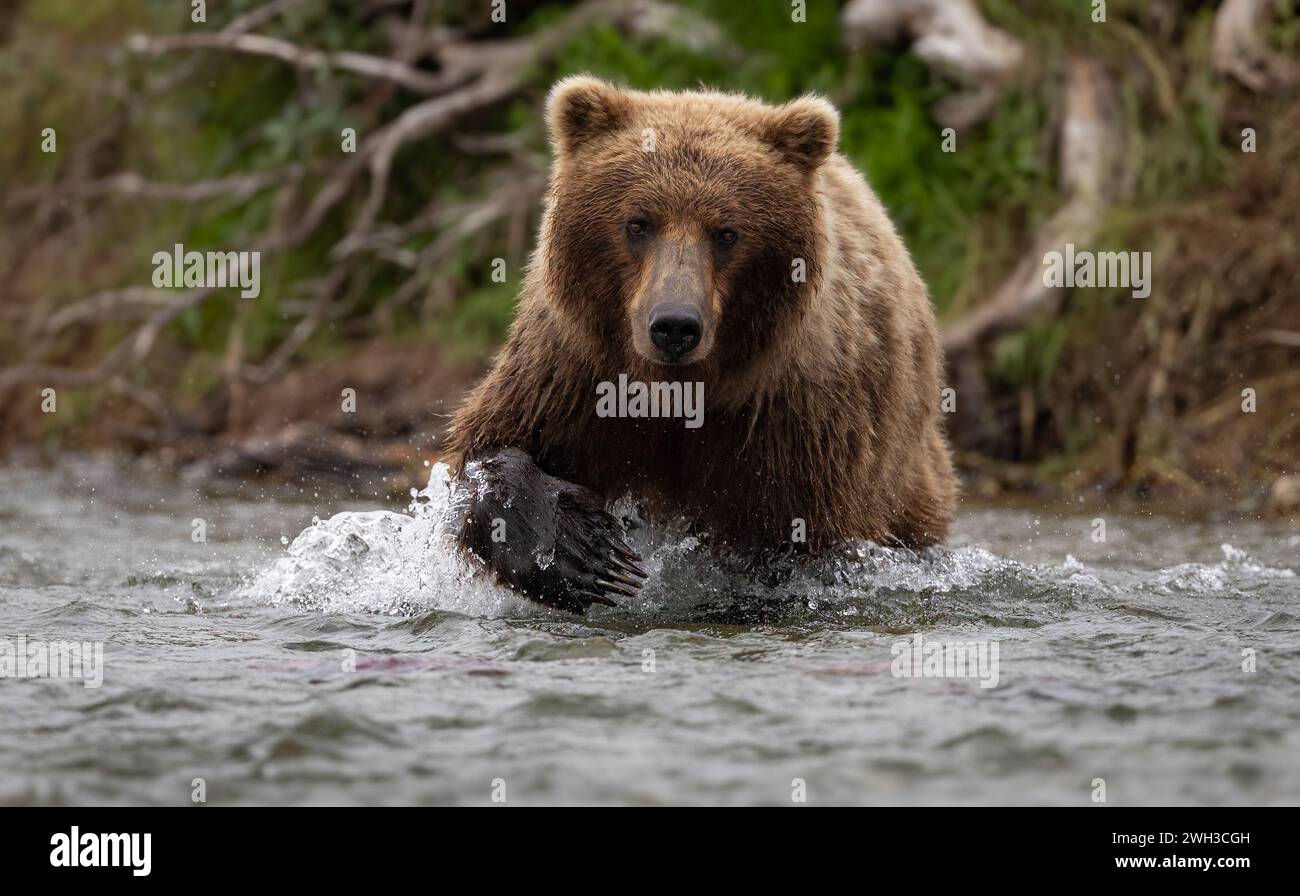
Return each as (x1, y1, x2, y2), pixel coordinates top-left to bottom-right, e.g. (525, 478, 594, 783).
(546, 75, 632, 156)
(760, 95, 840, 170)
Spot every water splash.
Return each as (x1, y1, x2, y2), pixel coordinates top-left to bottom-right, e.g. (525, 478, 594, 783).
(241, 464, 1060, 624)
(1151, 543, 1296, 596)
(243, 465, 1295, 625)
(243, 464, 525, 617)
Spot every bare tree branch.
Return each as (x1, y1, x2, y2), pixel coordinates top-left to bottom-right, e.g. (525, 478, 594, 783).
(222, 0, 309, 36)
(128, 31, 453, 94)
(7, 167, 301, 208)
(349, 0, 644, 242)
(943, 56, 1120, 354)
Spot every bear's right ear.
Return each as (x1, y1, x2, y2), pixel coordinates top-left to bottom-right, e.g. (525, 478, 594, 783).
(760, 95, 840, 170)
(546, 75, 631, 156)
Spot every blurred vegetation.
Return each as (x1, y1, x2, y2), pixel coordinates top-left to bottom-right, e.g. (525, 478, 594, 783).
(0, 0, 1296, 508)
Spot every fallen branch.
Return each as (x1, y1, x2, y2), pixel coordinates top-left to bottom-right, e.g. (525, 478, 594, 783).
(943, 56, 1119, 353)
(1213, 0, 1299, 90)
(841, 0, 1025, 128)
(1259, 329, 1300, 349)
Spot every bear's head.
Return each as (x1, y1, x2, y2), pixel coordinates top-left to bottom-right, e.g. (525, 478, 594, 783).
(540, 76, 838, 376)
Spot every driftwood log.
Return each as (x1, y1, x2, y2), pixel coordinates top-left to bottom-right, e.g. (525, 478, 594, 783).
(841, 0, 1025, 128)
(1213, 0, 1299, 91)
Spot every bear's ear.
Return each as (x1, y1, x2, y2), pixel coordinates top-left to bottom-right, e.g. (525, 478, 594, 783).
(546, 75, 631, 156)
(760, 95, 840, 170)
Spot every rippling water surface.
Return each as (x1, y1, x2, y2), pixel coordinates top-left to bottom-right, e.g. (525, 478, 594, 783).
(1, 462, 1297, 805)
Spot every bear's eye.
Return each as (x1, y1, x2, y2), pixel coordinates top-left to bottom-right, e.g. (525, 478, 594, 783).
(715, 227, 739, 246)
(625, 219, 649, 238)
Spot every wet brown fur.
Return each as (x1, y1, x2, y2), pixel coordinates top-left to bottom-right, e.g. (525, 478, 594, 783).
(446, 76, 956, 551)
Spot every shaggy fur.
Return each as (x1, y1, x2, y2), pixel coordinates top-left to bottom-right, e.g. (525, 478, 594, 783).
(446, 76, 955, 596)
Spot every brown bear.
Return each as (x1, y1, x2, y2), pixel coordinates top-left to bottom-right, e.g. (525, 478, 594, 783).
(445, 75, 956, 613)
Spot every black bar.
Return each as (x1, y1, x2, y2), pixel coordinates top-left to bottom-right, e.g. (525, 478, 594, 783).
(1, 810, 1278, 882)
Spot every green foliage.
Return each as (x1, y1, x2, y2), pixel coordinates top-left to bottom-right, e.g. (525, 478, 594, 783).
(1275, 0, 1300, 50)
(992, 320, 1067, 389)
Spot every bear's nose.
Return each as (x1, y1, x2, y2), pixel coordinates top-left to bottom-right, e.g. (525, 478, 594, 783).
(648, 304, 702, 362)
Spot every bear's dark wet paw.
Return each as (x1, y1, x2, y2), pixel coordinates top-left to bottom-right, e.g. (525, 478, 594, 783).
(457, 448, 647, 614)
(545, 486, 648, 611)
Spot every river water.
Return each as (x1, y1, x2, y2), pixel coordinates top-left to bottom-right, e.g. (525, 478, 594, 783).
(1, 461, 1296, 806)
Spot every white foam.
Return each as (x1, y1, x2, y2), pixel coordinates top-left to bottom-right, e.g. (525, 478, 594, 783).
(242, 463, 526, 616)
(1151, 543, 1295, 596)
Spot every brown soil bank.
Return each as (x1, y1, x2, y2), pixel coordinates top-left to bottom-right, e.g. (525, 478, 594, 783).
(950, 99, 1300, 518)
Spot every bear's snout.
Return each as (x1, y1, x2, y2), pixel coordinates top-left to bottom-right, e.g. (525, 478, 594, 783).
(648, 303, 703, 363)
(632, 239, 714, 365)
